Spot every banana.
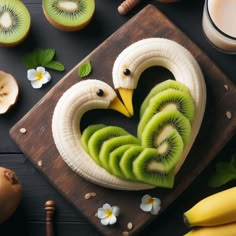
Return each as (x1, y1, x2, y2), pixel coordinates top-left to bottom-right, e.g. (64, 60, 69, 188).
(0, 71, 19, 114)
(52, 38, 206, 190)
(184, 222, 236, 236)
(52, 79, 154, 190)
(184, 187, 236, 227)
(112, 38, 206, 173)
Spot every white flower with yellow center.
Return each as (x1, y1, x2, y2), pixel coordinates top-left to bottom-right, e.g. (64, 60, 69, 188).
(140, 194, 161, 215)
(97, 203, 120, 225)
(27, 66, 51, 89)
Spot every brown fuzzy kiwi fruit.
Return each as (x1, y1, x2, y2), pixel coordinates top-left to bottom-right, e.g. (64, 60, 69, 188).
(42, 0, 95, 32)
(0, 167, 22, 223)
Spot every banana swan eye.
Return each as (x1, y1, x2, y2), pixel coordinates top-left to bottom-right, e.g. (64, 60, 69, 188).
(96, 89, 104, 97)
(123, 68, 131, 76)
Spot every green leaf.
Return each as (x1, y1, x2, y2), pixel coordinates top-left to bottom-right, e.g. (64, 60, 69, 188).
(40, 48, 55, 65)
(208, 155, 236, 188)
(44, 60, 65, 71)
(23, 48, 64, 72)
(78, 60, 92, 78)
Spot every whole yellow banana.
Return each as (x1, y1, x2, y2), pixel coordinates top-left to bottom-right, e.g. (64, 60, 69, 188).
(184, 222, 236, 236)
(184, 187, 236, 227)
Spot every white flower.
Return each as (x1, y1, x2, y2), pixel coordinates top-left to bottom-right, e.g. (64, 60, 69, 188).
(27, 66, 51, 89)
(140, 194, 161, 215)
(97, 203, 120, 225)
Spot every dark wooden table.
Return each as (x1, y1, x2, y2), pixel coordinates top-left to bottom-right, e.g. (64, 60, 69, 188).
(0, 0, 235, 235)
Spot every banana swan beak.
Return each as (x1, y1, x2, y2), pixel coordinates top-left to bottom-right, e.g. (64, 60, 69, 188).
(109, 96, 131, 118)
(117, 88, 134, 116)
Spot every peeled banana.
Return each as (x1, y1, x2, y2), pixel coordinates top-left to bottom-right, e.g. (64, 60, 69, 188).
(184, 222, 236, 236)
(52, 38, 206, 190)
(112, 38, 206, 173)
(184, 187, 236, 227)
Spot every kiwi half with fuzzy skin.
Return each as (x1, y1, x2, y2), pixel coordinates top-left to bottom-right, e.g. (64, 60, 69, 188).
(140, 80, 191, 117)
(138, 88, 195, 138)
(133, 148, 175, 188)
(87, 126, 129, 165)
(42, 0, 95, 31)
(99, 134, 140, 171)
(81, 124, 105, 152)
(0, 0, 31, 46)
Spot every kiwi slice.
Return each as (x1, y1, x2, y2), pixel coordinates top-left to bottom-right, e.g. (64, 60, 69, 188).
(108, 144, 133, 179)
(142, 109, 191, 147)
(87, 126, 129, 165)
(0, 0, 31, 46)
(120, 146, 144, 180)
(42, 0, 95, 31)
(81, 124, 105, 153)
(140, 80, 190, 117)
(133, 148, 175, 188)
(156, 129, 184, 172)
(99, 135, 140, 171)
(138, 88, 195, 138)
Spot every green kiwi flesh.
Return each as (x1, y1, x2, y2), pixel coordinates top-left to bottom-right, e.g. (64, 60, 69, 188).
(99, 135, 140, 171)
(81, 124, 106, 153)
(119, 146, 144, 180)
(108, 144, 133, 179)
(0, 0, 31, 46)
(142, 109, 191, 147)
(42, 0, 95, 31)
(87, 126, 129, 165)
(140, 80, 191, 118)
(138, 88, 195, 138)
(133, 148, 175, 188)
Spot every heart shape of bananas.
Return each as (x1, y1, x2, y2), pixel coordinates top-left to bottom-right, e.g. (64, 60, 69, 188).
(52, 38, 206, 190)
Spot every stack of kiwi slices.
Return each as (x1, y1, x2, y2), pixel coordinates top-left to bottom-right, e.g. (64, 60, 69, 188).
(42, 0, 95, 31)
(81, 80, 195, 189)
(0, 0, 31, 46)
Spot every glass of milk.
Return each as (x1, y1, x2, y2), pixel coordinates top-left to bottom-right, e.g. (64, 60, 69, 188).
(202, 0, 236, 53)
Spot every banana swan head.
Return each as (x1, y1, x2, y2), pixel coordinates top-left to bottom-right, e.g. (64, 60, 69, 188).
(112, 38, 206, 117)
(52, 79, 153, 190)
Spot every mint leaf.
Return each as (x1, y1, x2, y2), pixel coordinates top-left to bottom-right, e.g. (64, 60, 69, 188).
(23, 48, 65, 72)
(78, 60, 92, 78)
(44, 60, 65, 71)
(208, 155, 236, 187)
(39, 48, 55, 65)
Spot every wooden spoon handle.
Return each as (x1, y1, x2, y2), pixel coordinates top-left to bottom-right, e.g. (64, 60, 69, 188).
(45, 200, 56, 236)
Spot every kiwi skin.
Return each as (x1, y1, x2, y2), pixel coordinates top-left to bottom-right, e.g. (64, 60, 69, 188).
(42, 0, 95, 32)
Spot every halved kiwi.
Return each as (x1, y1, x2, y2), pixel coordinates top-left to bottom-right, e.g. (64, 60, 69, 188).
(99, 134, 140, 171)
(42, 0, 95, 31)
(133, 148, 175, 188)
(140, 80, 190, 117)
(81, 124, 106, 153)
(138, 88, 195, 138)
(87, 126, 129, 165)
(0, 0, 31, 46)
(142, 109, 191, 147)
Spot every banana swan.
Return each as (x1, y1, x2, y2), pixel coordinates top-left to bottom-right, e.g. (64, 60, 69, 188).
(52, 38, 206, 190)
(112, 38, 206, 172)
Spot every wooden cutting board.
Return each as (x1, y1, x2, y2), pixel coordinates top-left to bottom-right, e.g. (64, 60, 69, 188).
(10, 5, 236, 236)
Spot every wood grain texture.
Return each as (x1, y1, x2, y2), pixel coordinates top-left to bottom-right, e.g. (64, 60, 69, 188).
(10, 5, 236, 236)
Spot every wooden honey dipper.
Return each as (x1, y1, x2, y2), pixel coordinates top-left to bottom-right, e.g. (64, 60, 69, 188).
(118, 0, 141, 15)
(45, 200, 56, 236)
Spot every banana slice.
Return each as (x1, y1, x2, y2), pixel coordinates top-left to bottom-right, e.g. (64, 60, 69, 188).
(0, 71, 19, 114)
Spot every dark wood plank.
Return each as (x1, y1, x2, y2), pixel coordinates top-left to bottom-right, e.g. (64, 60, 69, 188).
(9, 5, 236, 236)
